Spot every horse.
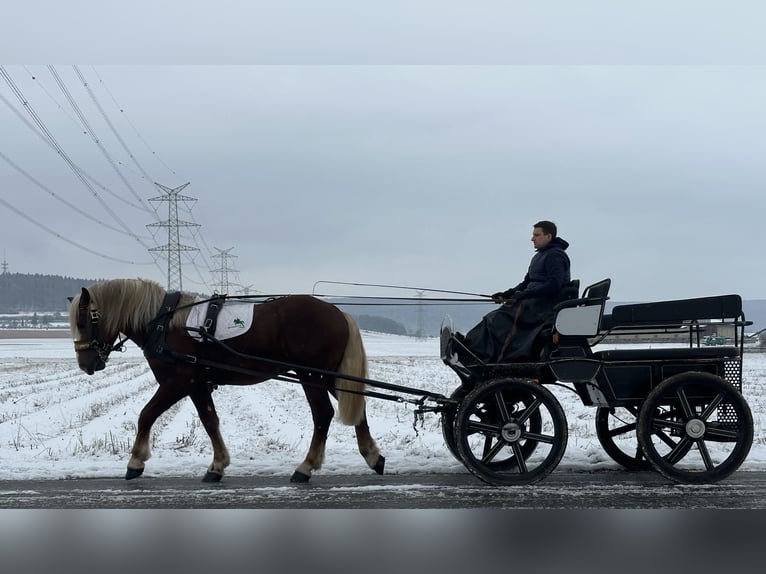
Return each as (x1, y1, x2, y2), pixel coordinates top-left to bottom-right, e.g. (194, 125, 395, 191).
(67, 277, 384, 483)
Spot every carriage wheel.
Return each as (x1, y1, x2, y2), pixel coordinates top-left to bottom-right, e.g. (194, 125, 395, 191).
(595, 406, 652, 471)
(595, 405, 694, 471)
(454, 378, 567, 485)
(637, 372, 753, 484)
(444, 384, 543, 466)
(441, 386, 468, 462)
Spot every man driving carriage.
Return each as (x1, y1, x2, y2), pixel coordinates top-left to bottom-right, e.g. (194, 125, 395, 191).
(446, 220, 576, 366)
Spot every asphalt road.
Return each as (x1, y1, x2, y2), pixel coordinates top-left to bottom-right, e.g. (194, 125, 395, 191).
(1, 470, 764, 509)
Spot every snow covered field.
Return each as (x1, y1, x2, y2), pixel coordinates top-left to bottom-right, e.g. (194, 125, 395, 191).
(1, 331, 764, 480)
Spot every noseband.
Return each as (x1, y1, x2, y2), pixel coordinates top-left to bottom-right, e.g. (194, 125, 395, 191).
(74, 301, 127, 364)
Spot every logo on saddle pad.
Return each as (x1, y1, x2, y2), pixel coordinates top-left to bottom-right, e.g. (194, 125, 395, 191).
(187, 300, 254, 341)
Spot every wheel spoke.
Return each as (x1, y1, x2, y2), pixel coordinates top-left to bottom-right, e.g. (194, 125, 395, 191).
(516, 397, 542, 425)
(608, 421, 637, 438)
(705, 425, 739, 440)
(523, 430, 554, 445)
(699, 394, 724, 421)
(511, 443, 528, 473)
(676, 387, 694, 419)
(494, 391, 511, 421)
(666, 436, 693, 464)
(466, 420, 498, 435)
(481, 435, 506, 464)
(652, 424, 681, 450)
(696, 439, 714, 470)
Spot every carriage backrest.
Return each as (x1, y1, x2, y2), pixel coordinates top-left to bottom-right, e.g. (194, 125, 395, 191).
(553, 278, 611, 337)
(610, 294, 743, 327)
(582, 278, 611, 300)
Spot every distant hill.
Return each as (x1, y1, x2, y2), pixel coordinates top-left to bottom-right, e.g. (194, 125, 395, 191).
(0, 273, 103, 313)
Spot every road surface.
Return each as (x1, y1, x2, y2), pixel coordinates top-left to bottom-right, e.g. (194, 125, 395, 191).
(2, 470, 764, 509)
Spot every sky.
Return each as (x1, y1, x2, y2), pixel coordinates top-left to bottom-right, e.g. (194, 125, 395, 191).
(2, 2, 766, 302)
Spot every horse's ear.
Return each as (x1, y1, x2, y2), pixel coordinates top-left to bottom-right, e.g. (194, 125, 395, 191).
(67, 296, 74, 303)
(80, 287, 90, 305)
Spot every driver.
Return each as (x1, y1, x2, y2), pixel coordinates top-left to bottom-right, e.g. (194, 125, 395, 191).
(449, 220, 574, 365)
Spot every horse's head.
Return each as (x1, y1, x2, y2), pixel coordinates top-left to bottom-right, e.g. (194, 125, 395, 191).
(68, 287, 121, 375)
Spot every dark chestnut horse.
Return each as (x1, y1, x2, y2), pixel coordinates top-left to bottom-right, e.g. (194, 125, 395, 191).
(68, 278, 384, 482)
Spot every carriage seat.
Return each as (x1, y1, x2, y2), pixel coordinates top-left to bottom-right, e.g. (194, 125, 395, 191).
(552, 278, 611, 338)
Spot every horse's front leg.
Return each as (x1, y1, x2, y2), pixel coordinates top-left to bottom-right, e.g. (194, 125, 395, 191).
(189, 385, 230, 482)
(127, 383, 189, 479)
(291, 383, 334, 483)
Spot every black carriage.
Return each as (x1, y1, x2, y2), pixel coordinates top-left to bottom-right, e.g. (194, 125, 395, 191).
(438, 279, 754, 485)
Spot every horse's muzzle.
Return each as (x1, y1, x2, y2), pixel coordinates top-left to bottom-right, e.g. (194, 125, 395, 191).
(82, 359, 106, 375)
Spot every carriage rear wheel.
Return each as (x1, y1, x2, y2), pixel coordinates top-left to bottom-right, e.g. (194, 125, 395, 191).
(454, 378, 567, 485)
(595, 406, 652, 471)
(636, 372, 753, 484)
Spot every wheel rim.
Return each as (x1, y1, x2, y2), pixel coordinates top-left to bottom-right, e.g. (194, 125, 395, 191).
(455, 379, 567, 485)
(637, 372, 753, 484)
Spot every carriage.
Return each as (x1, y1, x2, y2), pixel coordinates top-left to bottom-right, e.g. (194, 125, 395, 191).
(68, 277, 754, 486)
(436, 278, 754, 485)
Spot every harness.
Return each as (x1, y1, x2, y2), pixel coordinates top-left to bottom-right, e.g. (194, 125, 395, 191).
(74, 298, 128, 364)
(143, 291, 184, 362)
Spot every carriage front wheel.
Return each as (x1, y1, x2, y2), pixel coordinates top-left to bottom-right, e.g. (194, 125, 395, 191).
(636, 372, 753, 484)
(454, 378, 567, 486)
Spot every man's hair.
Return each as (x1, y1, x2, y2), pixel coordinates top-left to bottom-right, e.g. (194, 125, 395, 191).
(534, 220, 557, 237)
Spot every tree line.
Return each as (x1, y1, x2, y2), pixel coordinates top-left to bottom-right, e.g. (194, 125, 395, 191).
(0, 272, 100, 313)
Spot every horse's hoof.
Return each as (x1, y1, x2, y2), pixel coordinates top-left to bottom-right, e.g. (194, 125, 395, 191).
(202, 471, 223, 483)
(290, 470, 311, 483)
(125, 467, 144, 480)
(373, 455, 385, 475)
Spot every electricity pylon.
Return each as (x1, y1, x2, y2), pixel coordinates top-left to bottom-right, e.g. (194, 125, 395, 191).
(211, 247, 238, 295)
(147, 182, 199, 291)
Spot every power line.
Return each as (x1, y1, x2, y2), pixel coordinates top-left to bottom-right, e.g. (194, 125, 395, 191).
(48, 66, 154, 216)
(0, 195, 154, 265)
(89, 65, 177, 177)
(0, 149, 150, 238)
(0, 66, 156, 250)
(72, 65, 156, 214)
(0, 90, 150, 212)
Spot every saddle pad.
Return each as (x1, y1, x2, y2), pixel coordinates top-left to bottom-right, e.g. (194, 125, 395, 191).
(186, 300, 254, 341)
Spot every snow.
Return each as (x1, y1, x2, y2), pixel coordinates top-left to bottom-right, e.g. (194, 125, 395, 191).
(1, 332, 764, 480)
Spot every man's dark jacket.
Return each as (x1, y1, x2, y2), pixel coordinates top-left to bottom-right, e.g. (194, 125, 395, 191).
(502, 236, 571, 300)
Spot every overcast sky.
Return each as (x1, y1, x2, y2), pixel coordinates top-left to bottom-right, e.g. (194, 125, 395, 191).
(2, 2, 766, 302)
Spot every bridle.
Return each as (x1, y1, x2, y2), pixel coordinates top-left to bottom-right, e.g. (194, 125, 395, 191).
(74, 297, 128, 367)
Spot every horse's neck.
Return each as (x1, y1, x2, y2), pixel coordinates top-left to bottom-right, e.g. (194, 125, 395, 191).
(105, 287, 166, 347)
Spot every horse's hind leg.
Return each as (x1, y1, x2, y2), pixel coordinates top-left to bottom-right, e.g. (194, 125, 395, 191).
(291, 382, 334, 483)
(355, 407, 385, 475)
(127, 383, 188, 479)
(189, 385, 230, 482)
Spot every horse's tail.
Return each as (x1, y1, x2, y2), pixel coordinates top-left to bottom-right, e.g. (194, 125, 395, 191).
(335, 313, 368, 426)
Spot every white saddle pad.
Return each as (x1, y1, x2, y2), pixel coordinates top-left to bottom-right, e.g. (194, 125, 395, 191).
(186, 299, 255, 341)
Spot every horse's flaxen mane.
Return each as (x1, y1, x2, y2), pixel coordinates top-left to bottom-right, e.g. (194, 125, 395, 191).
(70, 278, 195, 338)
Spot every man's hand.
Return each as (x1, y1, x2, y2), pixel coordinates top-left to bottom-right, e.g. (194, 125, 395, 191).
(491, 291, 514, 304)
